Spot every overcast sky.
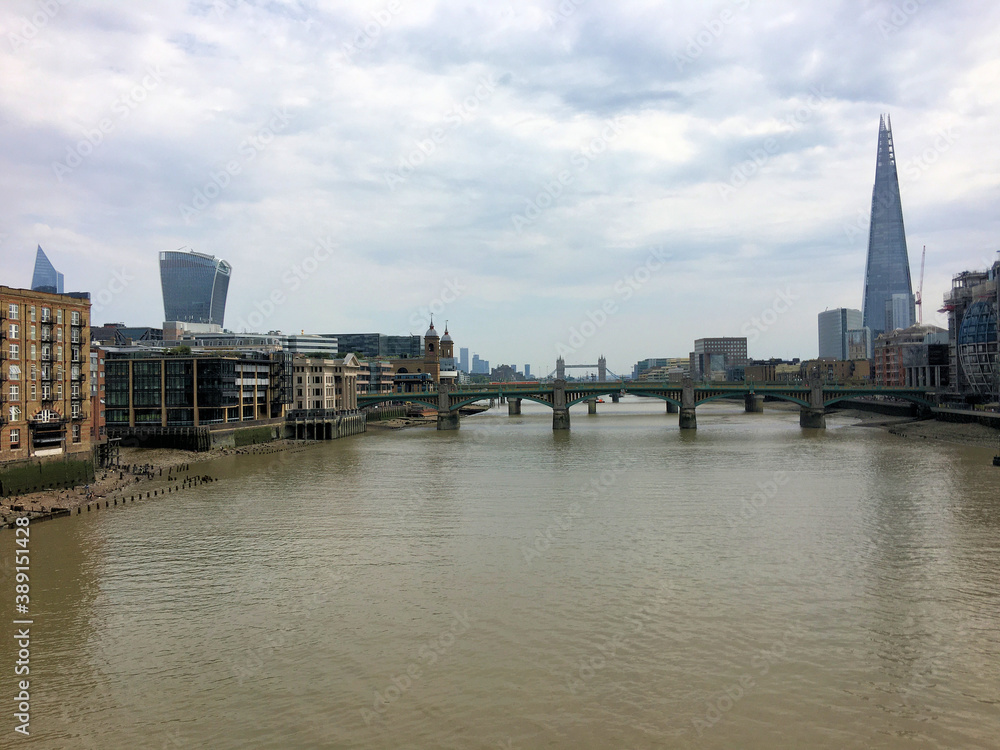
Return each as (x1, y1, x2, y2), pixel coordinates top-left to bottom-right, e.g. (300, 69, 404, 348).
(2, 0, 999, 376)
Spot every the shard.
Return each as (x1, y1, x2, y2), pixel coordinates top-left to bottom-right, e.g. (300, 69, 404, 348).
(861, 114, 914, 337)
(31, 244, 65, 294)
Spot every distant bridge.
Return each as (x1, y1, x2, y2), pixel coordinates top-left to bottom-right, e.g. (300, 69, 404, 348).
(357, 379, 937, 430)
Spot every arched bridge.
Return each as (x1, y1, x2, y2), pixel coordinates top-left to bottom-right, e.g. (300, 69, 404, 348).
(357, 379, 938, 430)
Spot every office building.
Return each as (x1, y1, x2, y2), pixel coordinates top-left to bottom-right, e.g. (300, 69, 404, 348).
(291, 354, 360, 411)
(31, 245, 64, 294)
(459, 347, 469, 374)
(1, 286, 93, 462)
(874, 324, 949, 388)
(861, 115, 915, 337)
(160, 249, 232, 326)
(328, 333, 422, 359)
(104, 348, 290, 429)
(690, 338, 748, 381)
(941, 262, 999, 398)
(818, 308, 862, 360)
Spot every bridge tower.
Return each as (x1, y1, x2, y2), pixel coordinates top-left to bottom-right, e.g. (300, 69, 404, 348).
(598, 355, 607, 382)
(556, 356, 565, 380)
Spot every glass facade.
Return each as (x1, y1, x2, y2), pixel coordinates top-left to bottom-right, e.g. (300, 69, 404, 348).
(818, 308, 862, 360)
(159, 250, 232, 325)
(862, 115, 915, 337)
(957, 301, 998, 398)
(31, 245, 64, 294)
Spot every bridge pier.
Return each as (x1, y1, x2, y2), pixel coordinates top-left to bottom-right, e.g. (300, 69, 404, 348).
(553, 379, 570, 430)
(679, 378, 696, 429)
(437, 383, 460, 430)
(611, 394, 620, 403)
(437, 410, 460, 430)
(745, 394, 764, 413)
(587, 398, 597, 415)
(666, 402, 678, 414)
(508, 398, 521, 416)
(799, 381, 826, 429)
(799, 407, 826, 428)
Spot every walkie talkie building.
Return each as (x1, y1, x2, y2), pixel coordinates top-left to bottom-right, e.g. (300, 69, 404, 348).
(861, 115, 915, 337)
(159, 249, 232, 326)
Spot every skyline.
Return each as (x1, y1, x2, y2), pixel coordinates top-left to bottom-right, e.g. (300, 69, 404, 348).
(2, 1, 1000, 375)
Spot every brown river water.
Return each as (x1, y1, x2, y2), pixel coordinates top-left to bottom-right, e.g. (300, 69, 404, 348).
(2, 397, 998, 749)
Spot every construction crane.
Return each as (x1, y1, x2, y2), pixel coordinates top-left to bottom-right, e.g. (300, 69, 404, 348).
(915, 245, 926, 323)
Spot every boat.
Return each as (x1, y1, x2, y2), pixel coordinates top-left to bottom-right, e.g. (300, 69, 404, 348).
(596, 398, 605, 404)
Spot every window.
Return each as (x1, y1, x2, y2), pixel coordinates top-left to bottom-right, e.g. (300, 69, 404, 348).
(57, 383, 62, 398)
(57, 327, 62, 342)
(9, 384, 19, 400)
(41, 385, 51, 400)
(7, 303, 18, 320)
(8, 364, 20, 380)
(30, 325, 35, 340)
(9, 405, 20, 422)
(71, 402, 80, 419)
(71, 383, 80, 398)
(57, 345, 63, 359)
(30, 365, 36, 381)
(71, 311, 80, 325)
(41, 307, 50, 322)
(9, 323, 18, 338)
(72, 424, 81, 442)
(72, 346, 80, 362)
(9, 344, 18, 359)
(42, 345, 50, 360)
(30, 345, 36, 360)
(9, 428, 20, 449)
(56, 309, 62, 324)
(30, 384, 36, 400)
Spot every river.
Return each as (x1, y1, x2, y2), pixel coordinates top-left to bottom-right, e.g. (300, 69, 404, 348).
(2, 397, 999, 749)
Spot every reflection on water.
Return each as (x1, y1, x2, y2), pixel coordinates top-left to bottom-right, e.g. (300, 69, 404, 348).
(2, 398, 999, 749)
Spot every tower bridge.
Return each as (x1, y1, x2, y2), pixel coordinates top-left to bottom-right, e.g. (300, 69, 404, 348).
(357, 378, 937, 431)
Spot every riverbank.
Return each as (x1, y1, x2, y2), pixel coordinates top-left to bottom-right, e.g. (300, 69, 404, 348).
(0, 439, 311, 527)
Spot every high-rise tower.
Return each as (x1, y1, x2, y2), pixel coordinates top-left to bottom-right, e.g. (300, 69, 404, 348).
(31, 245, 64, 294)
(159, 249, 231, 326)
(862, 115, 914, 337)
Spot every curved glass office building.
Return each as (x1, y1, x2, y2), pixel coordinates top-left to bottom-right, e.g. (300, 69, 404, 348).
(957, 300, 998, 398)
(159, 249, 232, 326)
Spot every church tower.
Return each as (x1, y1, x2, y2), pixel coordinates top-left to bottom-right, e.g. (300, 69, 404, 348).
(423, 319, 440, 382)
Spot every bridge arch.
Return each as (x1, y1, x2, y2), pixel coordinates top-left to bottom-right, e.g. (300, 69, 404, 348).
(565, 388, 625, 408)
(694, 391, 811, 408)
(359, 394, 438, 411)
(823, 393, 935, 409)
(619, 391, 683, 409)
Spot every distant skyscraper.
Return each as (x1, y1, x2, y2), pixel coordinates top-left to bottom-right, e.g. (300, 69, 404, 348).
(524, 364, 531, 378)
(31, 245, 64, 293)
(862, 115, 915, 337)
(159, 249, 231, 326)
(459, 347, 469, 373)
(818, 308, 862, 360)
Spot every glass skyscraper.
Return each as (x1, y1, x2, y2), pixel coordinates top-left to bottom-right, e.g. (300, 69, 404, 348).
(862, 115, 915, 338)
(818, 308, 862, 360)
(31, 245, 64, 293)
(159, 249, 232, 326)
